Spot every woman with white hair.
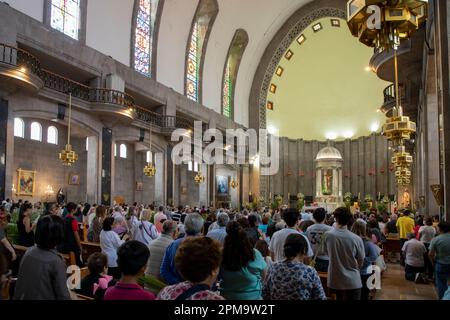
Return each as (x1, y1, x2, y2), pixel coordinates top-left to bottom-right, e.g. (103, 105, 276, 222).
(131, 209, 159, 246)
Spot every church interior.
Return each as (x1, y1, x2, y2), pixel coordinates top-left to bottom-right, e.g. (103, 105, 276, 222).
(0, 0, 450, 303)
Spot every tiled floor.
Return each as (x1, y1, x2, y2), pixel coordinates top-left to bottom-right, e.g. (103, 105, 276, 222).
(375, 263, 438, 300)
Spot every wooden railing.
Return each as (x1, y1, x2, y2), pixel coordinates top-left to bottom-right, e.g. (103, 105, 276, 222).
(1, 43, 195, 131)
(383, 84, 406, 104)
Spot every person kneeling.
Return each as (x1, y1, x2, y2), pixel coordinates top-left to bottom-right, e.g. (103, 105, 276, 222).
(402, 232, 426, 282)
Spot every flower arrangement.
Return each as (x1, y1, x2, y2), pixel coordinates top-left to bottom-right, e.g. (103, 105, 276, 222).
(297, 193, 305, 211)
(344, 192, 353, 208)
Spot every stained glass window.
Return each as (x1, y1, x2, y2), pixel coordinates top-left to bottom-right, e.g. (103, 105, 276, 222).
(50, 0, 80, 40)
(222, 61, 232, 118)
(134, 0, 158, 77)
(186, 22, 200, 102)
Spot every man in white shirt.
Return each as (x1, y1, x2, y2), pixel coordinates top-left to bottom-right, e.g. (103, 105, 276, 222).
(269, 208, 313, 263)
(206, 212, 230, 246)
(402, 232, 427, 282)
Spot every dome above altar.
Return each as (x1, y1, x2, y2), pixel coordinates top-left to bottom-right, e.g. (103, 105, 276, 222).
(315, 146, 343, 161)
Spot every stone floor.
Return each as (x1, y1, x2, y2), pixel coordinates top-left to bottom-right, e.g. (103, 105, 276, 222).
(375, 263, 438, 300)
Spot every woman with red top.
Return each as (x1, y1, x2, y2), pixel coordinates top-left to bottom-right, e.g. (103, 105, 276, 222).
(104, 241, 155, 301)
(157, 237, 224, 300)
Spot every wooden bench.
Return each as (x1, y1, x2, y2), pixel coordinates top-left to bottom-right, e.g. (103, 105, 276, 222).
(318, 272, 336, 300)
(81, 241, 102, 262)
(13, 244, 76, 266)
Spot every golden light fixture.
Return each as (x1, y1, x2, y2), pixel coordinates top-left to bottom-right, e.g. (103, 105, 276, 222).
(347, 0, 428, 52)
(382, 104, 416, 146)
(194, 171, 206, 184)
(143, 123, 156, 177)
(230, 177, 239, 189)
(59, 93, 78, 166)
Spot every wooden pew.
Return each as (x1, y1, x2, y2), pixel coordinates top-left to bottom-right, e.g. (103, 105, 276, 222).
(81, 241, 102, 262)
(13, 244, 76, 266)
(318, 272, 336, 300)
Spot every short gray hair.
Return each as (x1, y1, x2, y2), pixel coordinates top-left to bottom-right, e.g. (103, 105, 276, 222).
(217, 213, 230, 227)
(272, 213, 282, 223)
(184, 213, 204, 235)
(407, 232, 416, 240)
(162, 220, 178, 235)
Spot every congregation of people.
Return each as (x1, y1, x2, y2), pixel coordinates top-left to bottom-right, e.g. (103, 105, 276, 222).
(1, 197, 450, 301)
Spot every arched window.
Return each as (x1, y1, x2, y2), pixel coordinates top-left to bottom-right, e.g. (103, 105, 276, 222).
(30, 122, 42, 142)
(146, 151, 153, 163)
(85, 137, 89, 151)
(120, 144, 127, 159)
(47, 126, 58, 145)
(49, 0, 81, 40)
(14, 118, 24, 138)
(222, 29, 249, 119)
(114, 143, 117, 157)
(132, 0, 164, 77)
(185, 0, 219, 103)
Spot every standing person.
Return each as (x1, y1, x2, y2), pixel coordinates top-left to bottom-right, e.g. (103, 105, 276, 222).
(157, 237, 224, 300)
(146, 221, 177, 280)
(89, 205, 107, 243)
(104, 241, 155, 301)
(58, 202, 83, 267)
(429, 222, 450, 299)
(266, 212, 282, 240)
(154, 207, 168, 233)
(269, 209, 313, 263)
(17, 203, 36, 247)
(351, 221, 379, 300)
(384, 213, 398, 237)
(131, 209, 159, 246)
(263, 234, 326, 300)
(419, 217, 437, 279)
(396, 210, 415, 265)
(0, 208, 16, 265)
(402, 232, 426, 282)
(14, 215, 71, 300)
(206, 213, 230, 246)
(306, 208, 332, 272)
(324, 207, 365, 300)
(220, 221, 267, 300)
(100, 217, 125, 280)
(171, 206, 183, 224)
(43, 202, 60, 217)
(160, 213, 204, 285)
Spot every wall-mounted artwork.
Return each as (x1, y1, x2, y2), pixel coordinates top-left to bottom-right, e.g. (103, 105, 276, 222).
(68, 173, 80, 185)
(216, 176, 229, 196)
(17, 169, 36, 196)
(136, 181, 144, 191)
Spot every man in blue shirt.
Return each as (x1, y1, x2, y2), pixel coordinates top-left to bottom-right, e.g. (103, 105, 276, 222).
(206, 212, 230, 246)
(160, 213, 204, 285)
(429, 222, 450, 299)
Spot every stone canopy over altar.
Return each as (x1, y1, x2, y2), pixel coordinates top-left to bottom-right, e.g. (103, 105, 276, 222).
(315, 146, 343, 212)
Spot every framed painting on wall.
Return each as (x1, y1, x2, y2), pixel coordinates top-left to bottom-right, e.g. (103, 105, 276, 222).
(216, 176, 229, 196)
(68, 173, 80, 185)
(17, 169, 36, 196)
(136, 181, 144, 191)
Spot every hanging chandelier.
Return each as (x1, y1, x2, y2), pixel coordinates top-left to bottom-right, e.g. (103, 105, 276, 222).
(144, 123, 156, 177)
(194, 171, 206, 184)
(347, 0, 428, 52)
(59, 93, 78, 166)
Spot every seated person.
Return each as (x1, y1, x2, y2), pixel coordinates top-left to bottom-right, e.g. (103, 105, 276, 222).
(402, 232, 427, 282)
(75, 252, 115, 300)
(157, 237, 224, 300)
(104, 241, 155, 300)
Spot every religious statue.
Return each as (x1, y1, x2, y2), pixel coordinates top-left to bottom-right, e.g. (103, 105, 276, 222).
(322, 169, 333, 196)
(56, 188, 65, 205)
(402, 189, 411, 208)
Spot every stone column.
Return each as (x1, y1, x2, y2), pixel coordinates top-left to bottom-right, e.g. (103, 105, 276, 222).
(316, 167, 322, 198)
(172, 162, 180, 207)
(199, 163, 209, 207)
(86, 135, 99, 204)
(338, 168, 343, 199)
(154, 152, 165, 206)
(0, 99, 8, 200)
(101, 128, 113, 206)
(332, 168, 338, 198)
(166, 146, 173, 205)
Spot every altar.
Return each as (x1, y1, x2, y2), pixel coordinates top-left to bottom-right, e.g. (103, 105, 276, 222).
(315, 146, 343, 212)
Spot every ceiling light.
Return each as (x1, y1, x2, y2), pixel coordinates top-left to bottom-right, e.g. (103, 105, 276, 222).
(371, 122, 380, 132)
(365, 66, 372, 72)
(343, 131, 354, 139)
(267, 126, 277, 135)
(325, 132, 338, 140)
